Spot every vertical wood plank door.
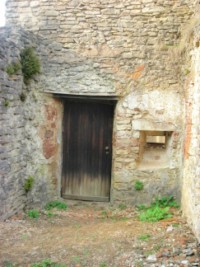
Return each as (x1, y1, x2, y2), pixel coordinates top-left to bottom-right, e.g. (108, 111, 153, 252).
(62, 100, 115, 202)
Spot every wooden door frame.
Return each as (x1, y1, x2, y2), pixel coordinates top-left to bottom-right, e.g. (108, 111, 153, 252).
(57, 94, 118, 202)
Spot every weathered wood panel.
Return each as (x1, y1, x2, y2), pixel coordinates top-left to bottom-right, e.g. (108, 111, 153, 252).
(62, 100, 114, 201)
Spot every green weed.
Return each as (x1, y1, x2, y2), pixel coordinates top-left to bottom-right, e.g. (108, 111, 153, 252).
(31, 259, 66, 267)
(71, 256, 81, 264)
(99, 261, 108, 267)
(20, 47, 40, 84)
(6, 62, 21, 75)
(152, 195, 179, 208)
(139, 206, 172, 222)
(134, 180, 144, 191)
(47, 212, 56, 217)
(24, 176, 34, 193)
(27, 209, 39, 219)
(172, 223, 180, 228)
(153, 244, 162, 252)
(4, 99, 10, 107)
(138, 234, 151, 241)
(101, 210, 108, 218)
(45, 200, 67, 211)
(21, 234, 28, 240)
(75, 223, 81, 229)
(19, 92, 26, 102)
(4, 262, 15, 267)
(137, 195, 179, 222)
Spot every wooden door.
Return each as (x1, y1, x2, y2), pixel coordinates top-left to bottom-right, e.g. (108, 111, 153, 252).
(62, 100, 114, 201)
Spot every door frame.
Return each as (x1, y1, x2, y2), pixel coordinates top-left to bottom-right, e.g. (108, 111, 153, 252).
(58, 94, 118, 202)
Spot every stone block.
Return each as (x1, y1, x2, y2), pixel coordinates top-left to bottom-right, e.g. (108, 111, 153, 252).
(45, 10, 59, 17)
(30, 1, 39, 8)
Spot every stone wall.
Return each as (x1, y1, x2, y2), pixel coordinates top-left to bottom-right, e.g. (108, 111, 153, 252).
(182, 4, 200, 241)
(6, 0, 193, 95)
(1, 0, 198, 220)
(0, 27, 62, 219)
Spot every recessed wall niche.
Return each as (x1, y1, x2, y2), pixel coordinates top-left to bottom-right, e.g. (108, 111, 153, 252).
(138, 131, 173, 169)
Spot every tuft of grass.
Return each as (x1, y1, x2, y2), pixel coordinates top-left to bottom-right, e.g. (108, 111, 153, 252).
(31, 259, 66, 267)
(47, 212, 56, 217)
(21, 234, 28, 240)
(45, 200, 67, 211)
(134, 180, 144, 191)
(101, 210, 108, 218)
(20, 47, 40, 84)
(19, 92, 26, 102)
(27, 209, 39, 219)
(172, 223, 180, 228)
(6, 62, 21, 76)
(4, 99, 10, 107)
(71, 256, 80, 264)
(4, 262, 15, 267)
(138, 234, 151, 241)
(24, 176, 34, 193)
(99, 262, 108, 267)
(139, 206, 172, 222)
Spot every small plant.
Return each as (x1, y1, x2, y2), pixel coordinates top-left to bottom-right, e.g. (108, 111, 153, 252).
(134, 180, 144, 191)
(152, 195, 179, 208)
(31, 259, 66, 267)
(137, 195, 178, 222)
(47, 212, 55, 217)
(21, 234, 28, 240)
(24, 176, 34, 193)
(136, 204, 147, 211)
(27, 209, 39, 219)
(172, 223, 180, 228)
(19, 92, 26, 102)
(184, 69, 190, 75)
(20, 47, 40, 84)
(4, 262, 15, 267)
(118, 203, 127, 210)
(6, 62, 21, 75)
(153, 244, 162, 252)
(45, 200, 67, 211)
(99, 261, 108, 267)
(138, 234, 151, 241)
(139, 206, 172, 222)
(4, 99, 10, 107)
(101, 210, 108, 218)
(71, 256, 81, 264)
(75, 223, 81, 229)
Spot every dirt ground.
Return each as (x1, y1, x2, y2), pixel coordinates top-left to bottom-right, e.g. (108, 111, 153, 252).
(0, 202, 199, 267)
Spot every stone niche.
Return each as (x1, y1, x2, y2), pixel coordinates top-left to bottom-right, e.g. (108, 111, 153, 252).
(112, 90, 183, 204)
(138, 130, 173, 170)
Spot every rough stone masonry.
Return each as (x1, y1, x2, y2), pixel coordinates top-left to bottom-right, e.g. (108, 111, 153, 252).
(1, 0, 200, 241)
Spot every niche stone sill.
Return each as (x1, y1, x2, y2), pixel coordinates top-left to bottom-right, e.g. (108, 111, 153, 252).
(137, 160, 169, 170)
(138, 147, 169, 170)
